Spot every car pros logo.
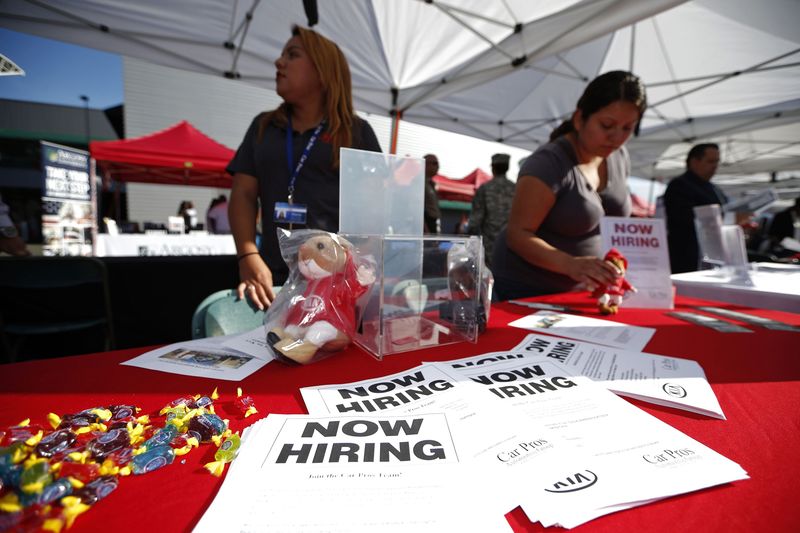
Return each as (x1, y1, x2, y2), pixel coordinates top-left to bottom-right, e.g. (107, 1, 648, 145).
(662, 382, 687, 398)
(544, 470, 598, 493)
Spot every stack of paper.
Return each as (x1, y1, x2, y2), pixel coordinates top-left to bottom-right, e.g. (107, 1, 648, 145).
(297, 360, 747, 529)
(192, 313, 746, 530)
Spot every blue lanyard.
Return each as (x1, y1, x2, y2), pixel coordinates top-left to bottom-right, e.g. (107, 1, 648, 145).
(286, 115, 325, 204)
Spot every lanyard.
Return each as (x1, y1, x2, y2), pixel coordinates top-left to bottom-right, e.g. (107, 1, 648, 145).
(286, 115, 325, 204)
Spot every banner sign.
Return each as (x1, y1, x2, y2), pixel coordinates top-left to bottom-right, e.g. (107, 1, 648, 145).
(40, 141, 95, 256)
(600, 216, 674, 309)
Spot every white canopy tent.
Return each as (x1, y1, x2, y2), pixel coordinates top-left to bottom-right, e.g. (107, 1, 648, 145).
(2, 0, 798, 179)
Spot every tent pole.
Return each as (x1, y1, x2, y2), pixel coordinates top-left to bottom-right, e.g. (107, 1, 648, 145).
(390, 109, 402, 155)
(389, 87, 401, 155)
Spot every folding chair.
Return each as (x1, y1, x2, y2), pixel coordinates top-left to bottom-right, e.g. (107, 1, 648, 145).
(0, 256, 115, 363)
(191, 289, 269, 339)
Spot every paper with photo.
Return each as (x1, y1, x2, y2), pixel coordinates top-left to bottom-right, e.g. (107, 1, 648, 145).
(505, 334, 724, 418)
(193, 413, 513, 533)
(437, 359, 747, 528)
(121, 334, 270, 381)
(508, 310, 656, 351)
(220, 326, 275, 359)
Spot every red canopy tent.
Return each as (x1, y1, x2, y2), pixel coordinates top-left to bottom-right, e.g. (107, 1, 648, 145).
(89, 121, 235, 188)
(432, 168, 492, 202)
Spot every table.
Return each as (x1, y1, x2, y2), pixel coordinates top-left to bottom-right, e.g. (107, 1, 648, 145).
(1, 292, 798, 532)
(671, 263, 800, 313)
(95, 234, 236, 256)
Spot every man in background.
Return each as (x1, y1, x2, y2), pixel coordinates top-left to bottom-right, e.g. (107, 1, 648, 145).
(469, 153, 515, 267)
(664, 143, 727, 273)
(768, 196, 800, 245)
(423, 154, 441, 234)
(0, 194, 30, 256)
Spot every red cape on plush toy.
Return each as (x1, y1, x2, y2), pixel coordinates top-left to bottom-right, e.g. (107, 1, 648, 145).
(591, 248, 636, 314)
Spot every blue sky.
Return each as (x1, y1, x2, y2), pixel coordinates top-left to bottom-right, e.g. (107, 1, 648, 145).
(0, 28, 123, 109)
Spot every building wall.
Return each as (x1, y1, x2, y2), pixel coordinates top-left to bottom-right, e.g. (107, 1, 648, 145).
(123, 58, 530, 228)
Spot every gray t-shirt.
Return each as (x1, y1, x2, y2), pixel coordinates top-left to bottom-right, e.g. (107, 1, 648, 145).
(492, 136, 632, 296)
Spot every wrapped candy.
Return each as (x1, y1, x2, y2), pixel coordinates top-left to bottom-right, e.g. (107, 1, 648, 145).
(57, 461, 101, 484)
(0, 388, 242, 529)
(1, 421, 45, 447)
(142, 424, 177, 450)
(20, 477, 72, 507)
(70, 475, 118, 505)
(106, 405, 139, 429)
(187, 414, 227, 443)
(204, 432, 241, 477)
(87, 428, 131, 461)
(130, 445, 174, 475)
(234, 388, 258, 418)
(35, 429, 80, 459)
(168, 434, 199, 456)
(19, 459, 51, 495)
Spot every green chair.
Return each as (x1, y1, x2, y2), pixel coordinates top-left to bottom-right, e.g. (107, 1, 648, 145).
(191, 289, 271, 339)
(0, 256, 115, 362)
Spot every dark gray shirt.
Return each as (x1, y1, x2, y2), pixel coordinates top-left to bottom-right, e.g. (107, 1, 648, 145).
(492, 136, 632, 297)
(227, 113, 381, 284)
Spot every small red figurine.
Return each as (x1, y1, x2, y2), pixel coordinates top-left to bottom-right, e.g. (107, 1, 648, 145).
(592, 248, 636, 315)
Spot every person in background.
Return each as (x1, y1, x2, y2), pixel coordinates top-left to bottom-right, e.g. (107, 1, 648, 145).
(491, 71, 647, 300)
(227, 25, 381, 309)
(663, 143, 726, 273)
(177, 200, 198, 232)
(206, 194, 231, 234)
(468, 153, 515, 267)
(768, 196, 800, 245)
(0, 193, 30, 256)
(423, 154, 442, 234)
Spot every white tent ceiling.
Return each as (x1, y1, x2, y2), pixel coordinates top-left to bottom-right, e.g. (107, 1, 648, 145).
(1, 0, 798, 179)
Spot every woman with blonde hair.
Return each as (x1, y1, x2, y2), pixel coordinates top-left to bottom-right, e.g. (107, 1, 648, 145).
(227, 25, 381, 309)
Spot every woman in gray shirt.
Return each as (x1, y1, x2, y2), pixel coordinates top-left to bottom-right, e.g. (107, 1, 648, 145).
(492, 71, 647, 299)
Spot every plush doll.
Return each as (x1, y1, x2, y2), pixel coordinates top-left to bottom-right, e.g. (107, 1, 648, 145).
(591, 248, 636, 315)
(266, 232, 375, 365)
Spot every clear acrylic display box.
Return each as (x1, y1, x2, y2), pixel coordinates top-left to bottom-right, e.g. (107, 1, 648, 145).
(343, 234, 485, 360)
(339, 148, 424, 236)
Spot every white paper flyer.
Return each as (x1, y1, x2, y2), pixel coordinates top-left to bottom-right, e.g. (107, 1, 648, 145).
(599, 216, 674, 309)
(508, 310, 656, 352)
(121, 331, 271, 381)
(193, 413, 513, 532)
(300, 364, 591, 517)
(504, 334, 724, 418)
(437, 359, 747, 528)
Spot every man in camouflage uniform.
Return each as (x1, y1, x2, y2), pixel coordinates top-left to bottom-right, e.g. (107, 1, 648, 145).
(468, 153, 515, 267)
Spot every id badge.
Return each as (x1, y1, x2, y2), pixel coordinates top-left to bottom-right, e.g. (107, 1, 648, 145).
(274, 202, 307, 224)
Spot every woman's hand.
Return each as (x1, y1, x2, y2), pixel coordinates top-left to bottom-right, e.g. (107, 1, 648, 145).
(237, 253, 276, 310)
(564, 256, 622, 292)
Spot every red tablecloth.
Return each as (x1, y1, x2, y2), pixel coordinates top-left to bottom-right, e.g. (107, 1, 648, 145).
(2, 293, 799, 532)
